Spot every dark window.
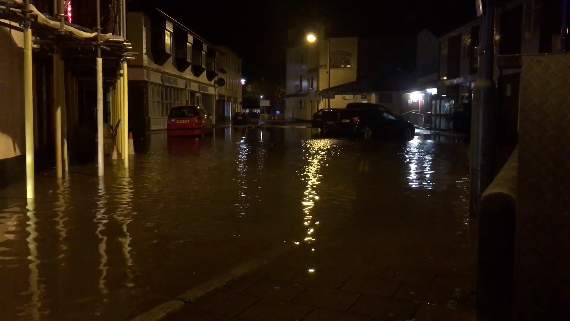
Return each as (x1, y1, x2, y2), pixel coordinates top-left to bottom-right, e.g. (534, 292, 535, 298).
(447, 35, 461, 79)
(539, 0, 563, 53)
(378, 93, 393, 103)
(499, 5, 523, 55)
(169, 106, 201, 118)
(470, 26, 480, 74)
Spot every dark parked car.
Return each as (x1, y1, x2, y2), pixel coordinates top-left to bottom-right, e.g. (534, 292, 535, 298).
(320, 106, 415, 141)
(232, 112, 249, 125)
(167, 106, 212, 137)
(246, 112, 261, 125)
(312, 109, 340, 129)
(346, 102, 389, 111)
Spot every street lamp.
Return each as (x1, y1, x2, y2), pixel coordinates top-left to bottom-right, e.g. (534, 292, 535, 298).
(306, 33, 317, 44)
(305, 32, 331, 109)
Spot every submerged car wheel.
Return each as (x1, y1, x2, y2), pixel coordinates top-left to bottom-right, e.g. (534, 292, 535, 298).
(362, 126, 373, 141)
(405, 127, 415, 141)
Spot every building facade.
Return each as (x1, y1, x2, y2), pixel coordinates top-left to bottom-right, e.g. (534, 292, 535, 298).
(0, 0, 130, 186)
(285, 34, 415, 121)
(285, 36, 358, 120)
(405, 0, 569, 135)
(213, 46, 243, 122)
(126, 8, 224, 141)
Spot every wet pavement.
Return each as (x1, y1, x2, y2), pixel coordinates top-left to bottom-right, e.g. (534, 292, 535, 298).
(0, 126, 475, 321)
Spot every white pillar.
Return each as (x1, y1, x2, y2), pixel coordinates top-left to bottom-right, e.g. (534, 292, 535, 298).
(53, 55, 63, 179)
(96, 58, 104, 176)
(24, 20, 35, 199)
(122, 62, 129, 168)
(117, 74, 124, 159)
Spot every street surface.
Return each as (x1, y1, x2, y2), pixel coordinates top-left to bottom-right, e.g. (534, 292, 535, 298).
(0, 126, 475, 321)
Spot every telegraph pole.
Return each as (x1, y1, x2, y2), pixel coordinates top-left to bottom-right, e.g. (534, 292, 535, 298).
(470, 0, 497, 214)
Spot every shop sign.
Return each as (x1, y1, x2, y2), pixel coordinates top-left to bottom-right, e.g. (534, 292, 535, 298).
(199, 84, 210, 93)
(162, 74, 186, 88)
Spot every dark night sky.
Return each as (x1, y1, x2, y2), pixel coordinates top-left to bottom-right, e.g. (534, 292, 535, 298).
(134, 1, 476, 84)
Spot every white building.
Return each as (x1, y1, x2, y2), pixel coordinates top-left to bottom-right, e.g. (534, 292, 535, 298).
(213, 46, 243, 122)
(285, 33, 414, 121)
(127, 8, 223, 136)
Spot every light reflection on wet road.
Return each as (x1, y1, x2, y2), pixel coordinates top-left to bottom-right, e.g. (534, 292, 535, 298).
(0, 127, 471, 321)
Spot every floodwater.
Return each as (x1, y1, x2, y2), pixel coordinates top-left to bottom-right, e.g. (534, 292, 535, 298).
(0, 126, 473, 321)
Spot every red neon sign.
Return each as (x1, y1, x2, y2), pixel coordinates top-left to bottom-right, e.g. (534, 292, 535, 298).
(66, 0, 72, 23)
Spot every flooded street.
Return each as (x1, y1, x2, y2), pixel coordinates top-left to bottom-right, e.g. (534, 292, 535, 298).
(0, 126, 474, 321)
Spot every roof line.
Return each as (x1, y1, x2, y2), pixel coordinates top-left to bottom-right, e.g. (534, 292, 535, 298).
(154, 8, 208, 45)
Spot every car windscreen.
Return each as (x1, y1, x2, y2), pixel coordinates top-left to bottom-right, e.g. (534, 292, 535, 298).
(169, 107, 201, 118)
(322, 110, 339, 121)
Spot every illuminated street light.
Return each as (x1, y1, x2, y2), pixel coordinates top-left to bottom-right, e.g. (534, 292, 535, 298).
(260, 95, 264, 99)
(306, 32, 317, 44)
(240, 78, 247, 86)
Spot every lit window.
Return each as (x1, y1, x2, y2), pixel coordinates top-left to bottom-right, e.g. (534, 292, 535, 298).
(165, 21, 173, 54)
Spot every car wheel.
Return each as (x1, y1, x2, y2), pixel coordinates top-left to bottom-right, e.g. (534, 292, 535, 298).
(406, 128, 415, 141)
(362, 126, 373, 141)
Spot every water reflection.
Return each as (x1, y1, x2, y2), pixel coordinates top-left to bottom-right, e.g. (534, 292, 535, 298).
(298, 139, 337, 272)
(25, 199, 41, 321)
(55, 180, 70, 261)
(404, 136, 434, 190)
(114, 175, 135, 288)
(235, 133, 250, 216)
(94, 178, 109, 296)
(233, 127, 267, 216)
(0, 127, 471, 321)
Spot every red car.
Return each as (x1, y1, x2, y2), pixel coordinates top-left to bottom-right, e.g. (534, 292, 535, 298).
(167, 106, 212, 137)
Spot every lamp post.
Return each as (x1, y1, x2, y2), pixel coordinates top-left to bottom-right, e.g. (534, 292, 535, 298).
(305, 32, 331, 109)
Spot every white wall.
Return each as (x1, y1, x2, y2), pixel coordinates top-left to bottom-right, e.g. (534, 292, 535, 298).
(319, 37, 358, 90)
(0, 26, 24, 160)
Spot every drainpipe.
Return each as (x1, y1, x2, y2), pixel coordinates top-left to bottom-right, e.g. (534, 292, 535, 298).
(24, 0, 35, 199)
(96, 0, 104, 176)
(470, 0, 497, 214)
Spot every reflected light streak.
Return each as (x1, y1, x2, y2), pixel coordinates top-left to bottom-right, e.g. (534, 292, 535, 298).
(299, 139, 335, 249)
(94, 178, 109, 296)
(404, 136, 434, 190)
(55, 180, 70, 260)
(25, 199, 41, 321)
(234, 137, 250, 216)
(116, 176, 135, 288)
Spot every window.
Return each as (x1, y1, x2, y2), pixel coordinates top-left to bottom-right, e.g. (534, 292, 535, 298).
(331, 50, 353, 68)
(187, 34, 193, 63)
(382, 112, 397, 121)
(378, 93, 393, 103)
(169, 106, 201, 118)
(149, 83, 163, 118)
(165, 21, 173, 54)
(202, 44, 207, 68)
